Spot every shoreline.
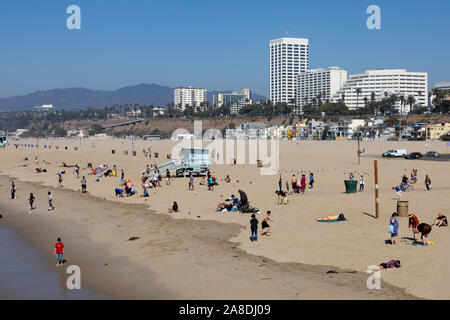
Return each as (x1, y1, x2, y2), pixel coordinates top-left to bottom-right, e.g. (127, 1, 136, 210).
(0, 173, 418, 300)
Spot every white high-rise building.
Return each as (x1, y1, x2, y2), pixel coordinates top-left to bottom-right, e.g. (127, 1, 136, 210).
(213, 89, 252, 115)
(297, 67, 347, 107)
(332, 69, 428, 112)
(270, 38, 309, 105)
(174, 86, 207, 110)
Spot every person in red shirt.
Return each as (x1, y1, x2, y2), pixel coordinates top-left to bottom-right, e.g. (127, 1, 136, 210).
(54, 238, 64, 267)
(408, 214, 420, 241)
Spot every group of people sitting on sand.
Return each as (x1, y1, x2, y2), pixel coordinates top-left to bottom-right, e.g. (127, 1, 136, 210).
(216, 194, 240, 212)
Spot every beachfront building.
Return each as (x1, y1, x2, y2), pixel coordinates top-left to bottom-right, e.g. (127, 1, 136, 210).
(426, 123, 450, 140)
(213, 89, 252, 114)
(174, 87, 207, 110)
(297, 67, 348, 107)
(331, 69, 428, 112)
(270, 37, 309, 105)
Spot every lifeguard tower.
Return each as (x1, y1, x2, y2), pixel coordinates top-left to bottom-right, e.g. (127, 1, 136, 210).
(148, 147, 211, 177)
(0, 132, 8, 148)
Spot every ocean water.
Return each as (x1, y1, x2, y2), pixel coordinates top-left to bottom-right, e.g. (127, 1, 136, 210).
(0, 223, 109, 300)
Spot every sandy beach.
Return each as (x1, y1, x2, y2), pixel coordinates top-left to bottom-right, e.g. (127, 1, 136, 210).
(1, 137, 449, 299)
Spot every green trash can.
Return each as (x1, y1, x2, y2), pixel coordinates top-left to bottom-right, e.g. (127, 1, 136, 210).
(344, 180, 358, 194)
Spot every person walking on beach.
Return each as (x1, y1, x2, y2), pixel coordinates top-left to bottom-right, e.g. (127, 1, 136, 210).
(81, 176, 87, 193)
(74, 164, 80, 179)
(408, 213, 420, 241)
(262, 211, 273, 236)
(11, 181, 16, 200)
(425, 175, 431, 191)
(300, 174, 306, 194)
(48, 191, 54, 211)
(121, 169, 125, 182)
(28, 193, 35, 211)
(278, 174, 282, 193)
(359, 175, 365, 192)
(54, 238, 64, 267)
(166, 169, 171, 185)
(250, 214, 258, 242)
(188, 173, 194, 191)
(309, 173, 314, 189)
(57, 173, 63, 188)
(388, 213, 399, 245)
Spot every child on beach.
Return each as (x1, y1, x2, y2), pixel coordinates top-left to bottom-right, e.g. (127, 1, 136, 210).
(262, 211, 273, 236)
(48, 192, 54, 211)
(309, 173, 314, 189)
(168, 201, 179, 213)
(29, 193, 35, 211)
(300, 174, 306, 194)
(81, 176, 87, 193)
(57, 173, 63, 188)
(250, 214, 258, 242)
(54, 238, 64, 267)
(388, 213, 399, 245)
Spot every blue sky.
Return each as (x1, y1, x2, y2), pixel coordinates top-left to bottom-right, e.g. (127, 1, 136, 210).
(0, 0, 449, 97)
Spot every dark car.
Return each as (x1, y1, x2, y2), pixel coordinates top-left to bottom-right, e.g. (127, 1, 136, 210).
(426, 151, 440, 158)
(404, 152, 423, 160)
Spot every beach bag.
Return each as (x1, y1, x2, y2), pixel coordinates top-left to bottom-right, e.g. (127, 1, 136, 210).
(388, 224, 395, 234)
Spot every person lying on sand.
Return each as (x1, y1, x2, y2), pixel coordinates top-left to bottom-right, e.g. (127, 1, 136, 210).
(61, 162, 75, 168)
(168, 201, 179, 213)
(366, 260, 401, 271)
(315, 214, 346, 222)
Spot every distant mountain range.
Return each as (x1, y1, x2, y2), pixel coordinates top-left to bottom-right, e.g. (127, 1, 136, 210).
(0, 84, 266, 111)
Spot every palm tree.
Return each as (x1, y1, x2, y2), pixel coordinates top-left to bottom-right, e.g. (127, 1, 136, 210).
(370, 91, 376, 115)
(399, 96, 406, 115)
(355, 88, 362, 109)
(407, 95, 416, 114)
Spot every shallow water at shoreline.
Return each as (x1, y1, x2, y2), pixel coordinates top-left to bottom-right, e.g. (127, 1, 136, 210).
(0, 222, 109, 300)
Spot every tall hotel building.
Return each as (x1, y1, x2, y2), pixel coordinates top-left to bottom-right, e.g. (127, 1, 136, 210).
(332, 69, 428, 111)
(174, 86, 207, 110)
(297, 67, 348, 107)
(270, 38, 309, 105)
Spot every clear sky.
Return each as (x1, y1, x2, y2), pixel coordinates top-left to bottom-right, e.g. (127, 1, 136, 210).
(0, 0, 449, 97)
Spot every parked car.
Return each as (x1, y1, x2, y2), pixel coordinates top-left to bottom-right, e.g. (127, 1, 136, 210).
(426, 151, 440, 158)
(404, 152, 423, 160)
(382, 149, 407, 158)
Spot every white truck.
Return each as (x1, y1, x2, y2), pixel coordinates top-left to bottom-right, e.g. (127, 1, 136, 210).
(382, 149, 407, 158)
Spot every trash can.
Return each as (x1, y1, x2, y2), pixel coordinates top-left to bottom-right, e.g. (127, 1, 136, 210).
(344, 180, 358, 194)
(154, 152, 159, 158)
(132, 151, 137, 156)
(397, 200, 409, 217)
(112, 150, 116, 154)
